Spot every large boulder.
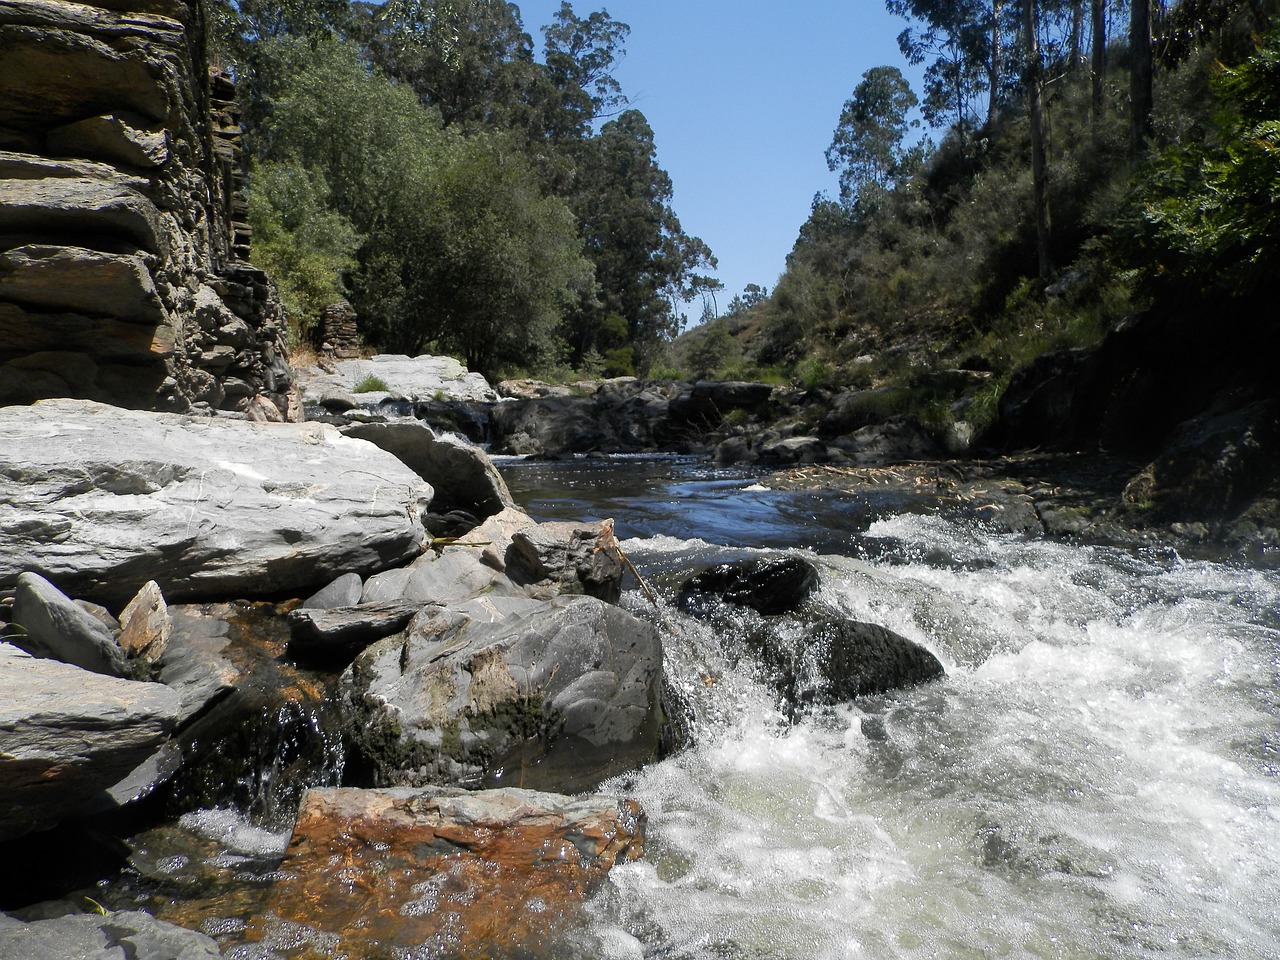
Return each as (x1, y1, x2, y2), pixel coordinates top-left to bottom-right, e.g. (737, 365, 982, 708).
(341, 419, 515, 523)
(0, 643, 181, 841)
(679, 556, 820, 617)
(0, 909, 220, 960)
(251, 786, 644, 960)
(301, 354, 498, 404)
(0, 399, 432, 606)
(341, 595, 663, 793)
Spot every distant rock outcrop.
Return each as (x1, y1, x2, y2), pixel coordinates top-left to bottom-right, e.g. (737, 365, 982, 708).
(0, 0, 293, 414)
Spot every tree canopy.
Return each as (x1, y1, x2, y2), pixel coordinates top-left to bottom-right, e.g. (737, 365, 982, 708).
(217, 0, 715, 378)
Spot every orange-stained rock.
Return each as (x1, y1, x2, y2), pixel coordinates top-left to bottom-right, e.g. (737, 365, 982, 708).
(255, 785, 645, 960)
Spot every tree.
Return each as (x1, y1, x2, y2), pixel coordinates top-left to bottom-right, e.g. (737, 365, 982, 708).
(247, 160, 362, 343)
(252, 36, 591, 376)
(358, 0, 541, 130)
(567, 109, 718, 370)
(1118, 27, 1280, 302)
(541, 2, 630, 139)
(887, 0, 998, 133)
(1023, 0, 1051, 279)
(1130, 0, 1154, 156)
(826, 65, 920, 205)
(1090, 0, 1106, 121)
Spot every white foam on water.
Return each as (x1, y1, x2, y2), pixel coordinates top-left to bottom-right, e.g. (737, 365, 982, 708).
(588, 515, 1280, 959)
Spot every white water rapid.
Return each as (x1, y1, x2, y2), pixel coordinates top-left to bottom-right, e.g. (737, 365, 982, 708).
(566, 506, 1280, 960)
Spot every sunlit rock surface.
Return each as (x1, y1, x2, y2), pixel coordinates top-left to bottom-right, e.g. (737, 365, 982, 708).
(255, 786, 645, 960)
(0, 643, 180, 840)
(0, 398, 432, 605)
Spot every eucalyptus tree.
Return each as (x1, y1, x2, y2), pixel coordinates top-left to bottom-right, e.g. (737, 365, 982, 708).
(826, 65, 920, 206)
(566, 109, 718, 371)
(541, 2, 631, 139)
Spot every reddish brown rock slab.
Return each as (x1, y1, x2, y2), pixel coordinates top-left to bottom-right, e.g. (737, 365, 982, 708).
(256, 785, 645, 959)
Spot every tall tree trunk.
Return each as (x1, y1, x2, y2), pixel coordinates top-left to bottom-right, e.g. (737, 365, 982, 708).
(1091, 0, 1106, 121)
(1130, 0, 1153, 157)
(1024, 0, 1050, 280)
(987, 0, 1003, 127)
(1070, 0, 1086, 69)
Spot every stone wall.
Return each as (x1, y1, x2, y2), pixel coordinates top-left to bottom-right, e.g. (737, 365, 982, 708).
(0, 0, 294, 416)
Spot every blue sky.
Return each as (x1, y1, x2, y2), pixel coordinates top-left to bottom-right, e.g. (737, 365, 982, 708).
(514, 0, 921, 325)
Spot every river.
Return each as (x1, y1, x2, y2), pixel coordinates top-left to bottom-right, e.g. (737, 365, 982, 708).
(499, 455, 1280, 960)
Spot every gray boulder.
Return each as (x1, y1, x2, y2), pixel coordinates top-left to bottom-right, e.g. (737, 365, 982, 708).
(0, 909, 220, 960)
(287, 599, 425, 663)
(341, 595, 662, 793)
(301, 572, 364, 609)
(156, 606, 243, 727)
(0, 399, 433, 606)
(10, 572, 128, 676)
(342, 420, 515, 521)
(0, 644, 181, 840)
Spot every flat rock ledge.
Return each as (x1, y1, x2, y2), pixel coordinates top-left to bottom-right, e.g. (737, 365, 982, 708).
(0, 398, 433, 606)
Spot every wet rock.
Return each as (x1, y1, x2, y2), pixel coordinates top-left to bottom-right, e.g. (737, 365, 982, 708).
(0, 399, 432, 606)
(287, 599, 425, 664)
(1122, 398, 1280, 529)
(0, 644, 181, 841)
(0, 908, 221, 960)
(10, 571, 128, 676)
(787, 619, 944, 706)
(254, 785, 644, 960)
(679, 556, 820, 617)
(713, 434, 758, 465)
(301, 571, 363, 609)
(341, 595, 662, 792)
(342, 419, 515, 521)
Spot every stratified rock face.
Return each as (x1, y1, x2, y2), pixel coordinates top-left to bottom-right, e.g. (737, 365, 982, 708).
(255, 786, 645, 960)
(0, 643, 181, 841)
(0, 0, 293, 413)
(0, 398, 433, 606)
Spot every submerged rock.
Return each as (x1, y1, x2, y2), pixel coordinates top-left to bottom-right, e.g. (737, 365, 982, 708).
(788, 619, 945, 706)
(253, 785, 644, 960)
(0, 399, 433, 606)
(0, 644, 181, 841)
(341, 595, 662, 793)
(679, 556, 820, 617)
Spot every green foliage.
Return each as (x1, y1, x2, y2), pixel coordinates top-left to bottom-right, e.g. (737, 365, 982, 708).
(249, 36, 591, 377)
(826, 65, 920, 204)
(247, 160, 361, 344)
(353, 374, 391, 393)
(1116, 28, 1280, 303)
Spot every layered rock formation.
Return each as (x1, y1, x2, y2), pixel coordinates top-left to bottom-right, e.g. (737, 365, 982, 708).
(0, 0, 293, 414)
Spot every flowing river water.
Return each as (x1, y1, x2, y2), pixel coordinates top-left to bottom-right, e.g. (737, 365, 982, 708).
(497, 456, 1280, 960)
